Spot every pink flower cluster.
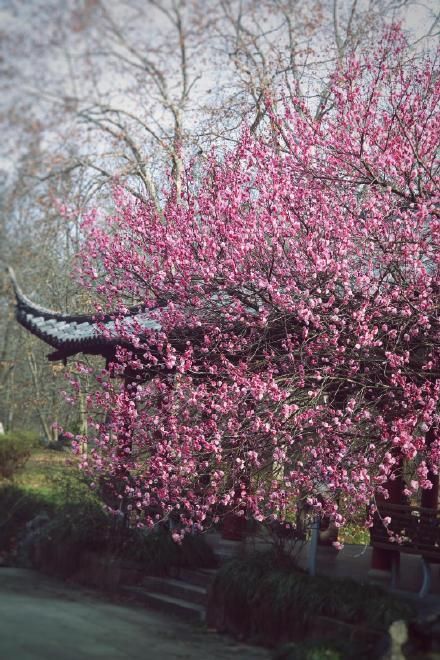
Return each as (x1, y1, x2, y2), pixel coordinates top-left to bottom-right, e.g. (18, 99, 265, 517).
(77, 29, 439, 533)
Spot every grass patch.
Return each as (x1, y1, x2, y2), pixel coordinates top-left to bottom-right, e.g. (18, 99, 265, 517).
(13, 448, 86, 499)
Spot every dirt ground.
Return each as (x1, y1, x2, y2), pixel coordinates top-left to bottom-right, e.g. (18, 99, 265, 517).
(0, 568, 269, 660)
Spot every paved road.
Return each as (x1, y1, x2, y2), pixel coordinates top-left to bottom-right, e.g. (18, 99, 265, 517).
(0, 568, 269, 660)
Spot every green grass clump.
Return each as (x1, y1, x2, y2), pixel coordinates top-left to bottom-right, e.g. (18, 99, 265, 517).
(211, 553, 414, 645)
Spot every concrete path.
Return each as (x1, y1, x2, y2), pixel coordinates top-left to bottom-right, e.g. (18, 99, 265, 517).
(0, 568, 269, 660)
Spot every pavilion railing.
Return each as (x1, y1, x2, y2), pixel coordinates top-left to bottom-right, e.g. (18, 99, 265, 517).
(371, 502, 440, 561)
(371, 502, 440, 597)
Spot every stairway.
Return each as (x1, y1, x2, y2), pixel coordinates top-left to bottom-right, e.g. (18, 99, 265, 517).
(122, 532, 242, 622)
(122, 568, 216, 623)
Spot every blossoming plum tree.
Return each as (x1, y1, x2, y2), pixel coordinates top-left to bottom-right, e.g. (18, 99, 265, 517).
(77, 28, 439, 537)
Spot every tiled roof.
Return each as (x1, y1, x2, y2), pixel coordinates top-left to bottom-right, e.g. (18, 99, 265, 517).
(8, 267, 161, 360)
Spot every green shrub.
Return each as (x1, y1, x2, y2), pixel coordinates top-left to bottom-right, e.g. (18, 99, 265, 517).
(210, 552, 276, 635)
(178, 530, 218, 569)
(0, 431, 39, 480)
(1, 472, 217, 577)
(32, 517, 217, 578)
(39, 497, 111, 550)
(32, 496, 112, 577)
(0, 473, 110, 571)
(117, 526, 217, 575)
(0, 484, 54, 554)
(211, 553, 415, 645)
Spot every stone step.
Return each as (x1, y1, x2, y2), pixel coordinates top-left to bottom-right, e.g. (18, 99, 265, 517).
(142, 576, 207, 606)
(122, 586, 206, 623)
(205, 535, 244, 564)
(206, 535, 243, 553)
(215, 550, 240, 563)
(177, 568, 217, 588)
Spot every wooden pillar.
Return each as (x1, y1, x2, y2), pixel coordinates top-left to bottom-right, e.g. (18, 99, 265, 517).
(421, 429, 439, 509)
(371, 471, 405, 572)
